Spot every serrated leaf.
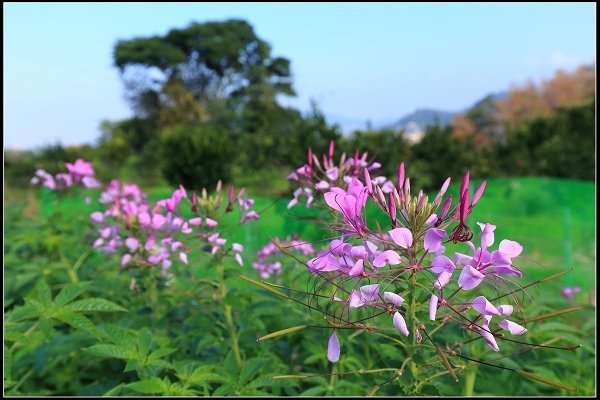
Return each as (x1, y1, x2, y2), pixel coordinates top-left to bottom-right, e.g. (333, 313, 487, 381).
(84, 344, 131, 360)
(35, 279, 52, 304)
(53, 282, 91, 307)
(99, 324, 136, 347)
(137, 328, 152, 358)
(66, 298, 127, 313)
(55, 311, 97, 335)
(148, 347, 177, 360)
(239, 357, 267, 386)
(103, 383, 124, 396)
(6, 304, 39, 322)
(124, 377, 167, 394)
(212, 384, 235, 396)
(188, 372, 228, 385)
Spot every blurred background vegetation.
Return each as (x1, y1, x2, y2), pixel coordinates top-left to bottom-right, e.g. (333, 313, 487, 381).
(4, 19, 595, 195)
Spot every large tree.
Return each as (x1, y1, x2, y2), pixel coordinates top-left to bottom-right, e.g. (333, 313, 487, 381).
(113, 19, 295, 119)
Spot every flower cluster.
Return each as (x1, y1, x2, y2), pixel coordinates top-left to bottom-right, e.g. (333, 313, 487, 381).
(287, 141, 393, 209)
(90, 180, 260, 275)
(253, 236, 316, 278)
(287, 152, 530, 363)
(31, 159, 101, 190)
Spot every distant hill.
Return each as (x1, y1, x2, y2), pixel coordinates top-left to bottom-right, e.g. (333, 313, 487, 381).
(386, 108, 456, 132)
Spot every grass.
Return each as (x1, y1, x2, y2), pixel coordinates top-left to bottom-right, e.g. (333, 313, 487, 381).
(23, 176, 595, 290)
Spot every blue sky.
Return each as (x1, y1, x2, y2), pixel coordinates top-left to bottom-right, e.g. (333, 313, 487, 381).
(4, 3, 596, 149)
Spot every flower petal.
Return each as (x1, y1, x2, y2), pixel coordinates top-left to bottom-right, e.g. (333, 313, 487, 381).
(480, 324, 500, 351)
(327, 332, 340, 362)
(472, 296, 501, 316)
(389, 228, 413, 249)
(498, 319, 527, 335)
(383, 292, 404, 307)
(458, 266, 485, 290)
(360, 284, 380, 303)
(372, 250, 401, 268)
(499, 239, 523, 258)
(393, 312, 409, 336)
(424, 228, 446, 253)
(348, 259, 364, 277)
(429, 294, 439, 320)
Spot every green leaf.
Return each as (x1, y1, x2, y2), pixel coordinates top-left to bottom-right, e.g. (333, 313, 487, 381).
(212, 384, 235, 396)
(53, 282, 91, 307)
(188, 371, 228, 385)
(65, 298, 127, 313)
(125, 377, 167, 394)
(103, 383, 124, 396)
(99, 324, 136, 347)
(35, 279, 52, 304)
(83, 344, 131, 360)
(4, 347, 12, 383)
(55, 311, 97, 335)
(148, 347, 177, 360)
(239, 357, 266, 386)
(5, 304, 39, 322)
(137, 328, 152, 358)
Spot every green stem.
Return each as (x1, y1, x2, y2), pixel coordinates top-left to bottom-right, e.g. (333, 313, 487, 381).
(216, 263, 242, 368)
(463, 365, 477, 396)
(407, 271, 419, 379)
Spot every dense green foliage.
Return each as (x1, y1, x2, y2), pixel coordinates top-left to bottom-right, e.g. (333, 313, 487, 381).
(4, 179, 596, 396)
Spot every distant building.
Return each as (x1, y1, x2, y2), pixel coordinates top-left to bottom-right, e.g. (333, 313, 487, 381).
(402, 122, 425, 144)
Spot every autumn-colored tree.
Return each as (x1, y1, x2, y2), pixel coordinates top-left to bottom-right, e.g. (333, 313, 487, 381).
(497, 64, 595, 128)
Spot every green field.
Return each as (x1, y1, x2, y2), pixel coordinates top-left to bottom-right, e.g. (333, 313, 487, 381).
(5, 177, 596, 396)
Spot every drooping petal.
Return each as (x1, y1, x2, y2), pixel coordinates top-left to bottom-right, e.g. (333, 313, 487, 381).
(492, 265, 523, 277)
(360, 284, 380, 303)
(125, 237, 139, 251)
(471, 296, 501, 316)
(90, 212, 104, 223)
(383, 292, 404, 307)
(327, 332, 340, 362)
(205, 218, 218, 228)
(326, 167, 339, 181)
(498, 239, 523, 258)
(350, 245, 368, 259)
(179, 252, 188, 265)
(189, 217, 202, 226)
(349, 290, 365, 308)
(433, 270, 453, 289)
(389, 227, 413, 249)
(121, 254, 132, 266)
(372, 250, 401, 268)
(348, 259, 364, 277)
(498, 319, 527, 335)
(316, 180, 330, 190)
(454, 252, 473, 266)
(477, 222, 496, 249)
(430, 255, 456, 273)
(458, 266, 485, 290)
(287, 198, 298, 209)
(330, 239, 351, 256)
(429, 294, 439, 320)
(232, 243, 244, 253)
(235, 253, 243, 267)
(480, 324, 500, 351)
(324, 189, 346, 213)
(393, 312, 409, 336)
(497, 305, 513, 316)
(424, 228, 446, 253)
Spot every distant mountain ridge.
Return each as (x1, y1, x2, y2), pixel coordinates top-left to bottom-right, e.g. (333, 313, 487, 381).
(385, 108, 456, 132)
